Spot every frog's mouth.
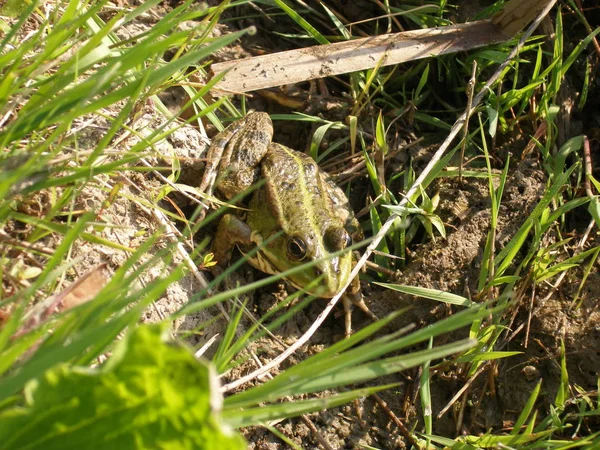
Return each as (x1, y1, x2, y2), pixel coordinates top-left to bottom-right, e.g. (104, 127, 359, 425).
(287, 278, 343, 299)
(277, 271, 343, 298)
(245, 249, 278, 276)
(246, 248, 348, 298)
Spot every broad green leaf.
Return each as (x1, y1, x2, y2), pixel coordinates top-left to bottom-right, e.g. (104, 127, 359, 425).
(428, 214, 447, 239)
(485, 104, 498, 137)
(553, 135, 583, 176)
(0, 325, 245, 450)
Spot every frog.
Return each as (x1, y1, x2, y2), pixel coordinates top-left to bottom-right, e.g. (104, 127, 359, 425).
(200, 112, 374, 335)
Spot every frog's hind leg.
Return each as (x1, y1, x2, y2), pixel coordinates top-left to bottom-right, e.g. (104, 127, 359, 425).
(342, 293, 378, 338)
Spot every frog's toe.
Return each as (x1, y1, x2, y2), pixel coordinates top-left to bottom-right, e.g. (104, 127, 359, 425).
(342, 296, 353, 338)
(342, 293, 378, 337)
(352, 297, 378, 322)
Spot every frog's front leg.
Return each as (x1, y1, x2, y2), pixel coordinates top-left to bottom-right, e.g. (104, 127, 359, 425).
(211, 214, 253, 274)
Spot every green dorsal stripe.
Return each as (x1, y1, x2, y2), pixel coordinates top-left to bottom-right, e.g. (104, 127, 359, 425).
(266, 144, 334, 286)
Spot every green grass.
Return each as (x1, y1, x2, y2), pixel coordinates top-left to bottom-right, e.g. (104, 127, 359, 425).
(0, 0, 599, 449)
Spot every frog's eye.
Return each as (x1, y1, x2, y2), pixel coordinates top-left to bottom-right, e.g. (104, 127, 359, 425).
(287, 236, 307, 261)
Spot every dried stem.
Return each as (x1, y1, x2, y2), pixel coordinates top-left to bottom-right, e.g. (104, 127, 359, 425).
(459, 60, 478, 183)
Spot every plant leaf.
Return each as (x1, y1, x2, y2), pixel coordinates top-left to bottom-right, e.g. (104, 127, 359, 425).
(0, 325, 245, 450)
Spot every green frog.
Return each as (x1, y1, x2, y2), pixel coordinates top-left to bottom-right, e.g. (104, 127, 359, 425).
(201, 112, 372, 334)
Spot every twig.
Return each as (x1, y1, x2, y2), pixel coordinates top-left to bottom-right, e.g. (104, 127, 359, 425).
(195, 334, 219, 357)
(573, 0, 600, 59)
(221, 0, 558, 394)
(300, 416, 334, 450)
(455, 388, 469, 435)
(524, 284, 536, 348)
(0, 229, 55, 256)
(459, 60, 478, 184)
(583, 135, 594, 198)
(370, 0, 404, 33)
(437, 362, 489, 419)
(373, 394, 421, 448)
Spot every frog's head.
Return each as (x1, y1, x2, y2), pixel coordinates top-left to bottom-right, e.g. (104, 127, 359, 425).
(254, 226, 355, 298)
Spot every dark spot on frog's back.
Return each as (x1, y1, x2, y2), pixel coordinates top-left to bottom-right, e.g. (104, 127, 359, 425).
(246, 129, 271, 146)
(281, 182, 296, 191)
(304, 163, 316, 176)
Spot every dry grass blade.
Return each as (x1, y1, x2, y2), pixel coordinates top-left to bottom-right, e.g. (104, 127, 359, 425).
(492, 0, 557, 37)
(211, 0, 555, 93)
(212, 22, 507, 93)
(17, 264, 110, 338)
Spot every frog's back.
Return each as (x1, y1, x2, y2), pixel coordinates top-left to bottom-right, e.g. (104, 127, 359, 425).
(258, 143, 342, 236)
